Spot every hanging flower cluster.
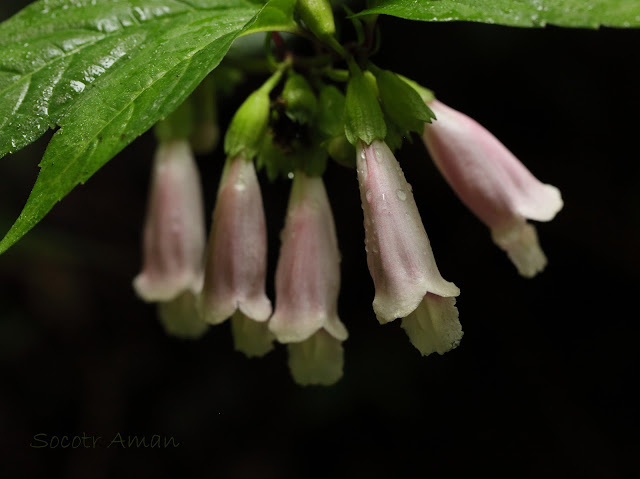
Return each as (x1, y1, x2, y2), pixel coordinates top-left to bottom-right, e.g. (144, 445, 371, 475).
(133, 0, 563, 386)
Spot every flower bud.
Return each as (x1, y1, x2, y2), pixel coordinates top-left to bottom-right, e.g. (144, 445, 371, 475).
(133, 140, 206, 302)
(282, 72, 318, 125)
(224, 90, 270, 160)
(199, 153, 272, 325)
(423, 100, 563, 277)
(296, 0, 336, 39)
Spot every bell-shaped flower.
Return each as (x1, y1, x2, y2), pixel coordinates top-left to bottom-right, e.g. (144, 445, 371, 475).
(133, 140, 206, 302)
(199, 153, 272, 333)
(268, 172, 348, 385)
(356, 140, 460, 318)
(422, 100, 563, 277)
(356, 140, 462, 356)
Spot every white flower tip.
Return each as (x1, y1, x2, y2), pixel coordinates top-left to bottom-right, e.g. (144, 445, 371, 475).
(372, 295, 420, 325)
(268, 312, 322, 343)
(197, 295, 234, 325)
(373, 277, 460, 325)
(401, 294, 463, 356)
(492, 222, 547, 278)
(231, 311, 274, 358)
(238, 294, 273, 323)
(515, 182, 564, 223)
(133, 274, 186, 303)
(287, 330, 344, 386)
(157, 291, 209, 339)
(324, 316, 349, 342)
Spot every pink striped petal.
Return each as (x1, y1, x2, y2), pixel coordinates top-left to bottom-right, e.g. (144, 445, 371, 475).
(199, 154, 272, 324)
(133, 140, 205, 302)
(356, 140, 459, 324)
(269, 172, 348, 344)
(423, 100, 563, 277)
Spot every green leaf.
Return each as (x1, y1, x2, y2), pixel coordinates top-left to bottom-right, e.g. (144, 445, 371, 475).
(0, 0, 253, 158)
(374, 67, 435, 137)
(344, 70, 386, 145)
(0, 0, 295, 255)
(359, 0, 640, 28)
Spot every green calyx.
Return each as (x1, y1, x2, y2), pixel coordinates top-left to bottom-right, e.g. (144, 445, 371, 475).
(224, 68, 285, 160)
(397, 74, 436, 104)
(372, 66, 435, 149)
(344, 67, 386, 146)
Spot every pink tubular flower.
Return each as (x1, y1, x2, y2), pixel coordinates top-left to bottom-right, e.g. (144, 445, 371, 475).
(356, 140, 460, 321)
(423, 100, 563, 277)
(356, 140, 462, 356)
(268, 172, 348, 385)
(199, 153, 272, 327)
(133, 140, 206, 302)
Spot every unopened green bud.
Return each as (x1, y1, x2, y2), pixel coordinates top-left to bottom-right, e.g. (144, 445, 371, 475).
(296, 0, 336, 39)
(282, 72, 317, 124)
(224, 89, 270, 160)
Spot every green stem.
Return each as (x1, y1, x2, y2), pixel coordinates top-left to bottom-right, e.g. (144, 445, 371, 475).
(323, 68, 349, 82)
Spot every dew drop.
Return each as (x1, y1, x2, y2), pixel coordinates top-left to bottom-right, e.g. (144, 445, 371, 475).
(365, 190, 373, 203)
(359, 149, 366, 161)
(396, 189, 407, 201)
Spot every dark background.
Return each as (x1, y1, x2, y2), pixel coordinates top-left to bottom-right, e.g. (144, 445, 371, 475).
(1, 1, 639, 477)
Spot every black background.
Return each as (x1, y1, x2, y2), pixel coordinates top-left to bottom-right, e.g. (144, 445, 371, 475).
(1, 1, 639, 477)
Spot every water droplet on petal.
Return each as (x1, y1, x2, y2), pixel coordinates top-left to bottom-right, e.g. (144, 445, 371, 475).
(396, 189, 407, 201)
